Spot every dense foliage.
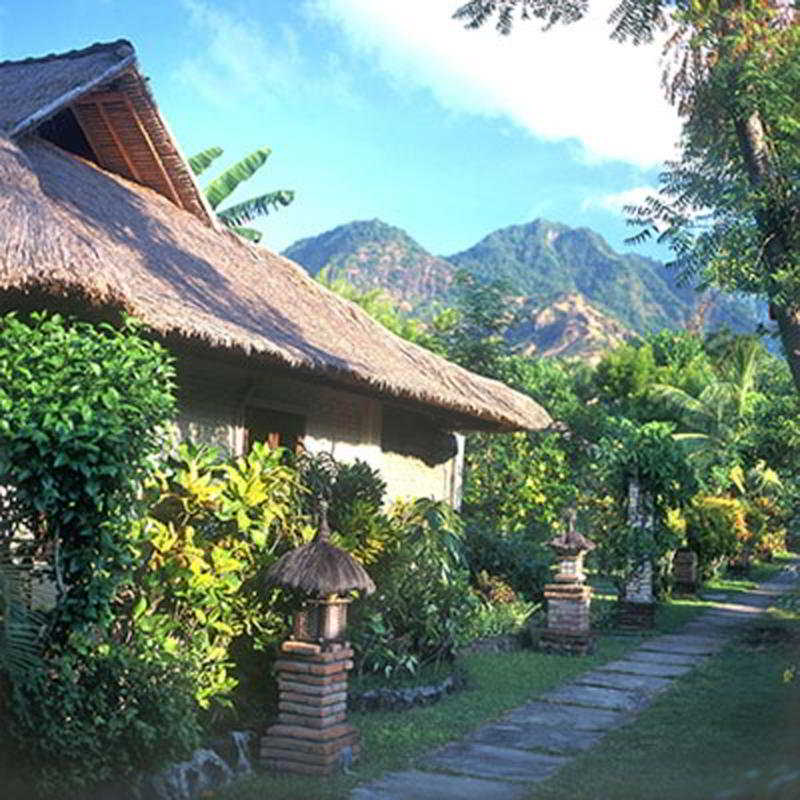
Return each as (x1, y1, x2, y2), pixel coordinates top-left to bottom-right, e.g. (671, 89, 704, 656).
(128, 441, 309, 710)
(4, 638, 201, 797)
(0, 313, 187, 798)
(0, 312, 176, 642)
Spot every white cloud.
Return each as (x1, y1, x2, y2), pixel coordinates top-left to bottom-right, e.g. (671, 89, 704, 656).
(175, 0, 360, 111)
(582, 186, 657, 213)
(308, 0, 681, 167)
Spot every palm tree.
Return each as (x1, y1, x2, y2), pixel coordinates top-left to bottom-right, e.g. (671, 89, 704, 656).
(189, 146, 294, 243)
(648, 336, 766, 473)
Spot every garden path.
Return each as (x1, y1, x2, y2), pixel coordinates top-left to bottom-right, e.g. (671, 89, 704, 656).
(350, 565, 799, 800)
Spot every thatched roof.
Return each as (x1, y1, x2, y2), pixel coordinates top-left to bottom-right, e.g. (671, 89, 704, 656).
(0, 41, 553, 434)
(0, 41, 214, 225)
(549, 511, 596, 555)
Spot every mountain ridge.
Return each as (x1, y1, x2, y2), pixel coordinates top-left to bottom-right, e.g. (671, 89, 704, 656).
(282, 217, 766, 361)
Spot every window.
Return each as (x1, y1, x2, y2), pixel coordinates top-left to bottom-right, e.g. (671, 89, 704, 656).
(244, 407, 305, 454)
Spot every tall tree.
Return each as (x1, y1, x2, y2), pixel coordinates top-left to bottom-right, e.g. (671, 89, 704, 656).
(454, 1, 800, 391)
(189, 146, 294, 243)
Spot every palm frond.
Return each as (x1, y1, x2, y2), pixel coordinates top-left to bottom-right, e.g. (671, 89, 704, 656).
(231, 225, 262, 243)
(216, 190, 295, 226)
(204, 147, 272, 210)
(188, 146, 223, 177)
(0, 560, 45, 680)
(649, 382, 718, 432)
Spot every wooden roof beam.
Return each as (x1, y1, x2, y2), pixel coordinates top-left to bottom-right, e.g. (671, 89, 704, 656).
(121, 94, 184, 209)
(87, 99, 142, 183)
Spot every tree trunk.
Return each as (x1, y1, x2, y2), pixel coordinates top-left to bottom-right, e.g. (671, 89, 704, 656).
(733, 110, 800, 392)
(773, 305, 800, 392)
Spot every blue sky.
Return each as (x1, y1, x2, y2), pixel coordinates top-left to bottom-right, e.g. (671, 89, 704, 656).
(3, 0, 681, 259)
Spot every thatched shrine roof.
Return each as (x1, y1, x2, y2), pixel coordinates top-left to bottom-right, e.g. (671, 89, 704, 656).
(0, 41, 553, 433)
(266, 523, 376, 597)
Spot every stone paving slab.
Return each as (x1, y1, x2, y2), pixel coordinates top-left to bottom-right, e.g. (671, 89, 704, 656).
(680, 623, 733, 635)
(701, 611, 757, 623)
(425, 742, 567, 783)
(468, 720, 604, 754)
(711, 601, 770, 614)
(575, 669, 675, 693)
(599, 659, 694, 678)
(626, 649, 706, 666)
(540, 684, 646, 712)
(351, 770, 531, 800)
(638, 638, 723, 656)
(503, 700, 628, 731)
(649, 633, 726, 649)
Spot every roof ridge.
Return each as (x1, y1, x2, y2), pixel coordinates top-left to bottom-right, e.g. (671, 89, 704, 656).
(0, 39, 133, 68)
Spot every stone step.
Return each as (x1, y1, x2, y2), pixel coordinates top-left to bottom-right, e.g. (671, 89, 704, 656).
(638, 637, 723, 656)
(502, 700, 628, 731)
(425, 742, 568, 783)
(540, 684, 648, 712)
(468, 720, 604, 754)
(351, 770, 531, 800)
(575, 670, 675, 694)
(626, 649, 705, 666)
(598, 659, 694, 678)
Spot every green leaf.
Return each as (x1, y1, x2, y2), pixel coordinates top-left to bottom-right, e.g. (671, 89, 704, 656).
(216, 190, 295, 227)
(204, 147, 271, 210)
(188, 146, 223, 176)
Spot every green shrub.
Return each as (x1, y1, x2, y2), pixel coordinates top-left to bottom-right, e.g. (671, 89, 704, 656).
(0, 311, 176, 643)
(349, 498, 475, 678)
(684, 495, 745, 579)
(128, 441, 309, 711)
(3, 638, 201, 798)
(460, 595, 538, 643)
(463, 525, 553, 601)
(744, 496, 788, 560)
(462, 430, 573, 537)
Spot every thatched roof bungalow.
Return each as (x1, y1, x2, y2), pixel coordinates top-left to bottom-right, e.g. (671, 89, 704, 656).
(0, 40, 551, 505)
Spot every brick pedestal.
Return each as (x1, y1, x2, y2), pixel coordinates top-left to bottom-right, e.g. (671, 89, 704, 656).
(261, 640, 359, 775)
(672, 549, 698, 595)
(540, 582, 595, 655)
(615, 599, 656, 629)
(616, 560, 655, 629)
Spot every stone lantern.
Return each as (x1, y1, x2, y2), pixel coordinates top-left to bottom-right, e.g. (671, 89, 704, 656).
(260, 507, 375, 776)
(540, 510, 597, 656)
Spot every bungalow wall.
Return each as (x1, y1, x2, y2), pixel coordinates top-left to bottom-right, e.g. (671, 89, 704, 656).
(173, 353, 463, 507)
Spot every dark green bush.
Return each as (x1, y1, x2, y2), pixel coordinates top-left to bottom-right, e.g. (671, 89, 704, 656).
(349, 498, 476, 677)
(294, 451, 386, 529)
(3, 639, 201, 798)
(0, 312, 176, 642)
(463, 524, 553, 601)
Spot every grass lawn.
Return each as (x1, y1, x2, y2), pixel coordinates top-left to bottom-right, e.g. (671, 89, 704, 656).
(216, 592, 715, 800)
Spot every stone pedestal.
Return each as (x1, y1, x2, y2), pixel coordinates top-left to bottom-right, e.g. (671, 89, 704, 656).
(540, 582, 595, 655)
(672, 549, 698, 595)
(261, 640, 359, 776)
(618, 561, 655, 629)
